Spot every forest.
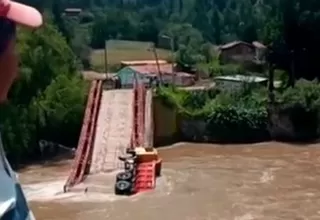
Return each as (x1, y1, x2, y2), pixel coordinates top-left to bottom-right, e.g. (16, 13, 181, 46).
(2, 0, 320, 165)
(48, 0, 320, 78)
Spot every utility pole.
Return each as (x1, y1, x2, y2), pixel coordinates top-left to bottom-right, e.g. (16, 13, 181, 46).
(153, 45, 163, 85)
(149, 43, 163, 85)
(104, 38, 109, 73)
(290, 50, 295, 87)
(266, 46, 275, 103)
(161, 35, 175, 85)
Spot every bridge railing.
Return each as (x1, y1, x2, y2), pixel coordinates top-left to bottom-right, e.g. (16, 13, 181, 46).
(77, 80, 102, 183)
(63, 80, 102, 192)
(131, 73, 147, 148)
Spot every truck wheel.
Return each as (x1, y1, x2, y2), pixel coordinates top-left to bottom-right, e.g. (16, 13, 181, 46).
(116, 171, 133, 182)
(124, 161, 135, 171)
(115, 180, 132, 195)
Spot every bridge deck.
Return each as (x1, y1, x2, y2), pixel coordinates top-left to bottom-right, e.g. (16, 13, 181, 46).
(89, 89, 133, 174)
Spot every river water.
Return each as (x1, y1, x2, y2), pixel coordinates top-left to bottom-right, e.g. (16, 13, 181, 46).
(19, 142, 320, 220)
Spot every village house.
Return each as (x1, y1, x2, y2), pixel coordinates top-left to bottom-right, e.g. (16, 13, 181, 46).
(116, 63, 195, 88)
(218, 41, 267, 65)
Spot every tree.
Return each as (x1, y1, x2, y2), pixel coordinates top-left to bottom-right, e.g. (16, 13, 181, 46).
(1, 21, 87, 166)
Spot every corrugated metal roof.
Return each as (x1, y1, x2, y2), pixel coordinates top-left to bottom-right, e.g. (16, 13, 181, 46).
(129, 64, 172, 74)
(121, 60, 168, 66)
(220, 41, 266, 50)
(64, 8, 82, 12)
(252, 41, 266, 49)
(220, 41, 253, 50)
(128, 64, 193, 77)
(214, 74, 267, 83)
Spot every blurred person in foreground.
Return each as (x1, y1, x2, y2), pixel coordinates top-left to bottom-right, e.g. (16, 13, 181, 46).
(0, 0, 42, 219)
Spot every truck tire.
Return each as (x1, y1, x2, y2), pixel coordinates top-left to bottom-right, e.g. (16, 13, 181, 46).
(115, 180, 132, 195)
(124, 161, 135, 171)
(116, 171, 133, 182)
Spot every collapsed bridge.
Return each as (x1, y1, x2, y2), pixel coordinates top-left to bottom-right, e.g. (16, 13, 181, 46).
(63, 79, 156, 194)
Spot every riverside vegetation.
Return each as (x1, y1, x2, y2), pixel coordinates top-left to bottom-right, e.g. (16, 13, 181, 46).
(156, 79, 320, 143)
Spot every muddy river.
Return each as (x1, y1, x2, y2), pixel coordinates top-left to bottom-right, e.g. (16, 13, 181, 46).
(19, 142, 320, 220)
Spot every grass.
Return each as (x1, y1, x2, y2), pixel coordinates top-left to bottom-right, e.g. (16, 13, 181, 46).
(90, 40, 171, 71)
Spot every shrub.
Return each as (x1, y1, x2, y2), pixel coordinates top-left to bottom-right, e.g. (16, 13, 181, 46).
(156, 86, 269, 142)
(79, 11, 95, 24)
(269, 80, 320, 141)
(208, 63, 246, 77)
(206, 105, 268, 142)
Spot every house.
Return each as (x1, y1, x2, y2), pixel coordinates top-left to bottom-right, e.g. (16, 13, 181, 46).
(116, 66, 151, 88)
(218, 41, 267, 64)
(116, 64, 195, 88)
